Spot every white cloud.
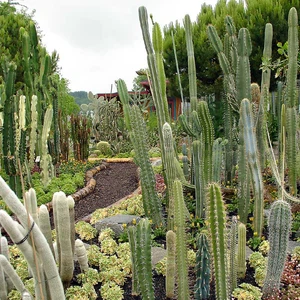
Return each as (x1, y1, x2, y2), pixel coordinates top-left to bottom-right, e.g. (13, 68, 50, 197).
(22, 0, 218, 93)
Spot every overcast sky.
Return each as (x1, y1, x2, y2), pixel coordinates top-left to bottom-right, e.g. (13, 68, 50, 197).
(22, 0, 218, 93)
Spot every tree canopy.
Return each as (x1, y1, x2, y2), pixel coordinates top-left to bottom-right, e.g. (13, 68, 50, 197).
(163, 0, 300, 98)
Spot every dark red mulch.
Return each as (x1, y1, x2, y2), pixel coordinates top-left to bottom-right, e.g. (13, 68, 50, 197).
(74, 162, 139, 221)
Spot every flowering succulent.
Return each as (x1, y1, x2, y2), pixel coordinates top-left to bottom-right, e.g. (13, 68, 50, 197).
(100, 238, 118, 255)
(232, 283, 262, 300)
(258, 240, 270, 256)
(86, 245, 105, 266)
(77, 268, 100, 285)
(65, 283, 97, 300)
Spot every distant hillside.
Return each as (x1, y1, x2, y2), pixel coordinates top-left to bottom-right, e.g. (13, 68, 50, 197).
(69, 91, 91, 106)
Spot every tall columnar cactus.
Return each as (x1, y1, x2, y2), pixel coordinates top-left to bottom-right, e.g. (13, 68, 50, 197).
(166, 230, 176, 298)
(174, 179, 190, 299)
(229, 216, 238, 293)
(262, 200, 291, 298)
(0, 176, 65, 299)
(53, 191, 74, 288)
(238, 113, 250, 224)
(206, 183, 229, 300)
(184, 14, 197, 112)
(237, 222, 247, 279)
(286, 7, 299, 195)
(128, 225, 139, 296)
(163, 122, 178, 229)
(135, 218, 154, 300)
(212, 138, 226, 183)
(193, 140, 205, 218)
(40, 106, 54, 186)
(131, 104, 164, 226)
(240, 99, 264, 237)
(256, 23, 273, 169)
(194, 232, 211, 300)
(236, 28, 252, 103)
(28, 95, 38, 170)
(139, 7, 170, 186)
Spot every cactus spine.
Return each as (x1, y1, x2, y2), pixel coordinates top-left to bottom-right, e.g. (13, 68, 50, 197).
(206, 183, 229, 300)
(194, 232, 211, 300)
(166, 230, 176, 298)
(174, 179, 190, 299)
(262, 200, 291, 298)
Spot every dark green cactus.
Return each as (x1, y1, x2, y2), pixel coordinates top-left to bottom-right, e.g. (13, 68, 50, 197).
(128, 225, 139, 296)
(194, 232, 211, 300)
(206, 183, 229, 300)
(262, 200, 291, 298)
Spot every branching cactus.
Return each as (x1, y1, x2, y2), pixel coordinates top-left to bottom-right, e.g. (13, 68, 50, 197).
(166, 230, 176, 298)
(174, 179, 190, 299)
(240, 99, 264, 237)
(206, 183, 229, 300)
(237, 222, 247, 279)
(194, 231, 211, 300)
(262, 200, 291, 298)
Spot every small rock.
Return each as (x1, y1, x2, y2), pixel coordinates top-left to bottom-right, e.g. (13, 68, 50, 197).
(151, 246, 166, 267)
(95, 214, 141, 236)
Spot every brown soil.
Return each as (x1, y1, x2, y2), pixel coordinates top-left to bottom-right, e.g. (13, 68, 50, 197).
(74, 162, 139, 221)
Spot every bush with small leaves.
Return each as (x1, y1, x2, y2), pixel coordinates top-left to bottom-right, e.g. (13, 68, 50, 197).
(86, 245, 105, 266)
(75, 221, 97, 241)
(65, 283, 97, 300)
(100, 238, 118, 255)
(249, 252, 267, 287)
(100, 281, 124, 300)
(258, 240, 270, 256)
(232, 283, 262, 300)
(99, 227, 115, 242)
(77, 268, 100, 286)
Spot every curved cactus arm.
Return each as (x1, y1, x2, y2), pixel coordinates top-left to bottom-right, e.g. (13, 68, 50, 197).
(75, 239, 89, 273)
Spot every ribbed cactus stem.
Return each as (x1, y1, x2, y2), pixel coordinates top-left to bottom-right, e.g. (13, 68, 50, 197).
(174, 179, 190, 299)
(262, 200, 291, 298)
(75, 239, 89, 272)
(128, 226, 139, 296)
(184, 14, 197, 111)
(129, 104, 163, 227)
(38, 204, 54, 256)
(206, 183, 229, 300)
(237, 222, 246, 279)
(194, 232, 211, 300)
(40, 106, 53, 186)
(212, 138, 225, 183)
(229, 216, 238, 293)
(135, 218, 154, 300)
(166, 230, 176, 298)
(193, 140, 205, 218)
(163, 122, 177, 229)
(240, 99, 264, 237)
(286, 7, 298, 195)
(53, 191, 74, 288)
(29, 95, 38, 170)
(236, 28, 252, 103)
